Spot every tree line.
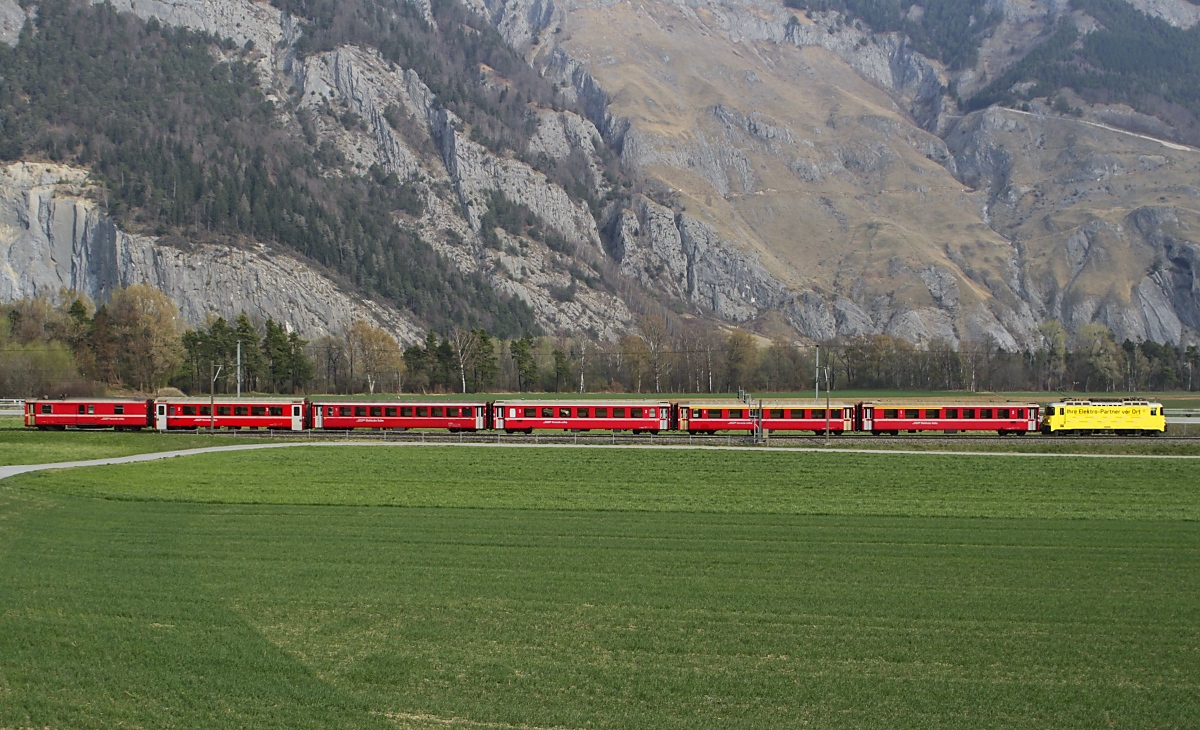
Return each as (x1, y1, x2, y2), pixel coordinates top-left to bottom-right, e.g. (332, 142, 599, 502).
(4, 292, 1199, 398)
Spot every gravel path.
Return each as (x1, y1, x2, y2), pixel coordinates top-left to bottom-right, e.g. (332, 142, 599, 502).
(3, 439, 1200, 482)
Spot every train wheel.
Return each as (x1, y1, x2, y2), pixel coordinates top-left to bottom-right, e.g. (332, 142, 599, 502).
(997, 429, 1007, 436)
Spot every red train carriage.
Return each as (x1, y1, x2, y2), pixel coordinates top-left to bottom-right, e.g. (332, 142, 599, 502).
(24, 398, 153, 430)
(859, 401, 1041, 435)
(310, 401, 487, 431)
(493, 400, 670, 433)
(676, 400, 857, 434)
(154, 397, 306, 431)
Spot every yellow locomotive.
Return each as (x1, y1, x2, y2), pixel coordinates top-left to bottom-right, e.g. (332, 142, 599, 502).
(1040, 398, 1166, 435)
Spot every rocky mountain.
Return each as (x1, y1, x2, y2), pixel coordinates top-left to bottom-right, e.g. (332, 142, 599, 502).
(1, 0, 1198, 351)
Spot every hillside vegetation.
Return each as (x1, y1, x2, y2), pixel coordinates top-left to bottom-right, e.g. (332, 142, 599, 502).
(0, 0, 535, 335)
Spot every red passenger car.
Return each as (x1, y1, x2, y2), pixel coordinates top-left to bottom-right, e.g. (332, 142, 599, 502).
(677, 400, 857, 434)
(493, 400, 670, 433)
(24, 398, 153, 430)
(859, 401, 1041, 435)
(310, 401, 487, 431)
(154, 397, 306, 431)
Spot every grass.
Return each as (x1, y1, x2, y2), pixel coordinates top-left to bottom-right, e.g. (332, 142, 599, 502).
(8, 445, 1200, 519)
(0, 423, 270, 466)
(1, 447, 1198, 727)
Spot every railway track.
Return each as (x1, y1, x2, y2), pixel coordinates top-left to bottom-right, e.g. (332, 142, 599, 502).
(172, 429, 1200, 447)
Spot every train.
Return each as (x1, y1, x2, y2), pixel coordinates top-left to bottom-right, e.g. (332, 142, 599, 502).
(22, 395, 1168, 436)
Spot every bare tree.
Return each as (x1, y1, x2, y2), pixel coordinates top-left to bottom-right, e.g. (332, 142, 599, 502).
(448, 326, 480, 394)
(641, 315, 671, 393)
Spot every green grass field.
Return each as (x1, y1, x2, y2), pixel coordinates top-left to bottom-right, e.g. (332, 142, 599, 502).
(1, 446, 1198, 728)
(0, 418, 269, 466)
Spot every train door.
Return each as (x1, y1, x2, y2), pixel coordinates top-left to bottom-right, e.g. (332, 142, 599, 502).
(155, 402, 168, 431)
(494, 404, 506, 430)
(311, 404, 324, 429)
(659, 405, 669, 431)
(858, 403, 873, 432)
(476, 405, 486, 430)
(291, 404, 304, 431)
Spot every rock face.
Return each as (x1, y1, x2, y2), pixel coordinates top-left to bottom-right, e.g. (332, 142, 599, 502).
(0, 163, 421, 342)
(3, 0, 1198, 350)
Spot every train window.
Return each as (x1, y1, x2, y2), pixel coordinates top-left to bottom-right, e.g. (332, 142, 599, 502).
(614, 408, 627, 418)
(577, 408, 590, 417)
(462, 407, 474, 417)
(183, 406, 197, 416)
(883, 409, 898, 418)
(981, 409, 993, 419)
(560, 407, 572, 418)
(1151, 408, 1157, 416)
(252, 406, 267, 416)
(648, 408, 656, 417)
(78, 405, 87, 414)
(270, 406, 284, 416)
(729, 409, 744, 418)
(998, 409, 1009, 419)
(447, 407, 459, 417)
(709, 409, 723, 418)
(385, 407, 397, 417)
(925, 409, 940, 418)
(416, 407, 429, 417)
(946, 409, 958, 418)
(963, 409, 975, 419)
(429, 407, 442, 417)
(41, 404, 51, 414)
(355, 407, 367, 417)
(789, 409, 803, 419)
(1015, 409, 1023, 419)
(339, 407, 351, 417)
(87, 405, 95, 414)
(541, 407, 554, 418)
(200, 406, 211, 416)
(631, 408, 644, 418)
(401, 407, 413, 417)
(218, 406, 231, 416)
(524, 408, 535, 417)
(1059, 407, 1065, 416)
(114, 405, 124, 415)
(596, 407, 608, 418)
(812, 409, 826, 419)
(770, 409, 784, 419)
(235, 406, 248, 416)
(905, 409, 919, 419)
(832, 409, 843, 418)
(369, 407, 382, 417)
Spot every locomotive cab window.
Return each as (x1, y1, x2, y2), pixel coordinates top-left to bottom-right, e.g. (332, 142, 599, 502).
(218, 406, 232, 416)
(1151, 408, 1158, 415)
